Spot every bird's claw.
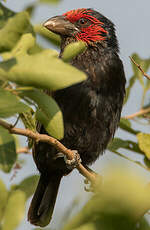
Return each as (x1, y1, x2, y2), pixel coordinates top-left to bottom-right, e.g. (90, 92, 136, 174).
(64, 150, 82, 170)
(84, 170, 102, 193)
(54, 152, 64, 159)
(55, 150, 81, 170)
(84, 178, 95, 192)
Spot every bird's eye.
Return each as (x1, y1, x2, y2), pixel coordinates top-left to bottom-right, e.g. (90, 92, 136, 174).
(78, 18, 87, 25)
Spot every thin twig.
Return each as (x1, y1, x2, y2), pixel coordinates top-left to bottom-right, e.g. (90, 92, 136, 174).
(12, 115, 20, 128)
(0, 119, 96, 184)
(124, 107, 150, 119)
(16, 147, 31, 154)
(130, 56, 150, 80)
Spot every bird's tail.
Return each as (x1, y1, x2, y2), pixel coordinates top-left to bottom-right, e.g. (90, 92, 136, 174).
(28, 173, 62, 227)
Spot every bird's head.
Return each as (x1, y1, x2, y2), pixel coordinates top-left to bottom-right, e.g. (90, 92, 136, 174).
(44, 8, 118, 51)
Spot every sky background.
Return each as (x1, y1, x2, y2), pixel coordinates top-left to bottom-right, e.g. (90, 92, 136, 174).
(1, 0, 150, 230)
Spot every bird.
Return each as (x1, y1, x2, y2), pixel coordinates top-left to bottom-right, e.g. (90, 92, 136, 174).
(28, 8, 126, 227)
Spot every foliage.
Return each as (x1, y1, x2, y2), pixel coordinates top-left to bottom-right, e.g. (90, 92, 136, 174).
(0, 1, 150, 230)
(0, 126, 16, 173)
(62, 167, 150, 230)
(109, 52, 150, 169)
(137, 133, 150, 159)
(0, 176, 39, 230)
(34, 24, 61, 47)
(0, 2, 86, 229)
(0, 4, 86, 141)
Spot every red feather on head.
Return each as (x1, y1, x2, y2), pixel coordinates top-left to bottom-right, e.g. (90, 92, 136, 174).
(63, 8, 108, 43)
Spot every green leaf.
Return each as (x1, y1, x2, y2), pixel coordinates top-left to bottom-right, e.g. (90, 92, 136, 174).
(24, 4, 36, 17)
(0, 126, 17, 172)
(37, 109, 63, 139)
(1, 33, 36, 60)
(15, 175, 39, 199)
(137, 133, 150, 159)
(63, 168, 150, 230)
(143, 78, 150, 98)
(0, 179, 8, 221)
(39, 0, 61, 4)
(34, 24, 61, 47)
(130, 54, 150, 106)
(71, 223, 96, 230)
(126, 52, 150, 106)
(34, 228, 52, 230)
(138, 217, 150, 230)
(2, 190, 26, 230)
(0, 11, 34, 52)
(108, 137, 143, 154)
(20, 109, 36, 148)
(0, 3, 15, 29)
(0, 79, 5, 87)
(112, 150, 150, 171)
(131, 54, 144, 87)
(144, 157, 150, 169)
(62, 41, 87, 62)
(2, 33, 43, 60)
(108, 138, 129, 152)
(0, 49, 87, 91)
(28, 43, 43, 54)
(131, 53, 150, 88)
(119, 118, 139, 135)
(0, 88, 30, 118)
(22, 89, 64, 139)
(20, 110, 36, 132)
(124, 74, 137, 105)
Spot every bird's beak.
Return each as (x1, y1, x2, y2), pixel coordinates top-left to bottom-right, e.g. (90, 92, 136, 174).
(43, 15, 79, 36)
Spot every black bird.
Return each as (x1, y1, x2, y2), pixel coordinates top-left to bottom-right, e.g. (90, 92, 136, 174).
(28, 8, 126, 227)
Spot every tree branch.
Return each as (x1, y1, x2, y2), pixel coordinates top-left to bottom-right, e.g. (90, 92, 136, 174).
(124, 107, 150, 119)
(130, 56, 150, 80)
(16, 147, 31, 154)
(0, 119, 96, 184)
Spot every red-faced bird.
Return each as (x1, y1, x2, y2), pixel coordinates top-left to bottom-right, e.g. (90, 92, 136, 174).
(28, 8, 126, 227)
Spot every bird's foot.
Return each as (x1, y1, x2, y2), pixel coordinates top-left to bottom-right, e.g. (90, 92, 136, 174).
(55, 150, 81, 170)
(64, 150, 82, 170)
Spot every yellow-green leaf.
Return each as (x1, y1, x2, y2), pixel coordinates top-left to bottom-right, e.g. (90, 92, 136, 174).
(0, 179, 8, 221)
(0, 126, 17, 172)
(39, 0, 61, 3)
(0, 49, 86, 91)
(137, 133, 150, 159)
(0, 88, 30, 118)
(2, 190, 26, 230)
(22, 89, 64, 139)
(124, 74, 137, 105)
(119, 118, 139, 135)
(72, 223, 96, 230)
(1, 33, 36, 60)
(0, 11, 34, 52)
(62, 41, 87, 62)
(14, 175, 39, 199)
(0, 3, 15, 29)
(34, 24, 61, 47)
(36, 108, 63, 139)
(63, 167, 150, 230)
(131, 53, 150, 88)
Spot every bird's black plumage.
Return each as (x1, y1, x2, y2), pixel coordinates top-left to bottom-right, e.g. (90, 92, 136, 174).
(28, 8, 126, 227)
